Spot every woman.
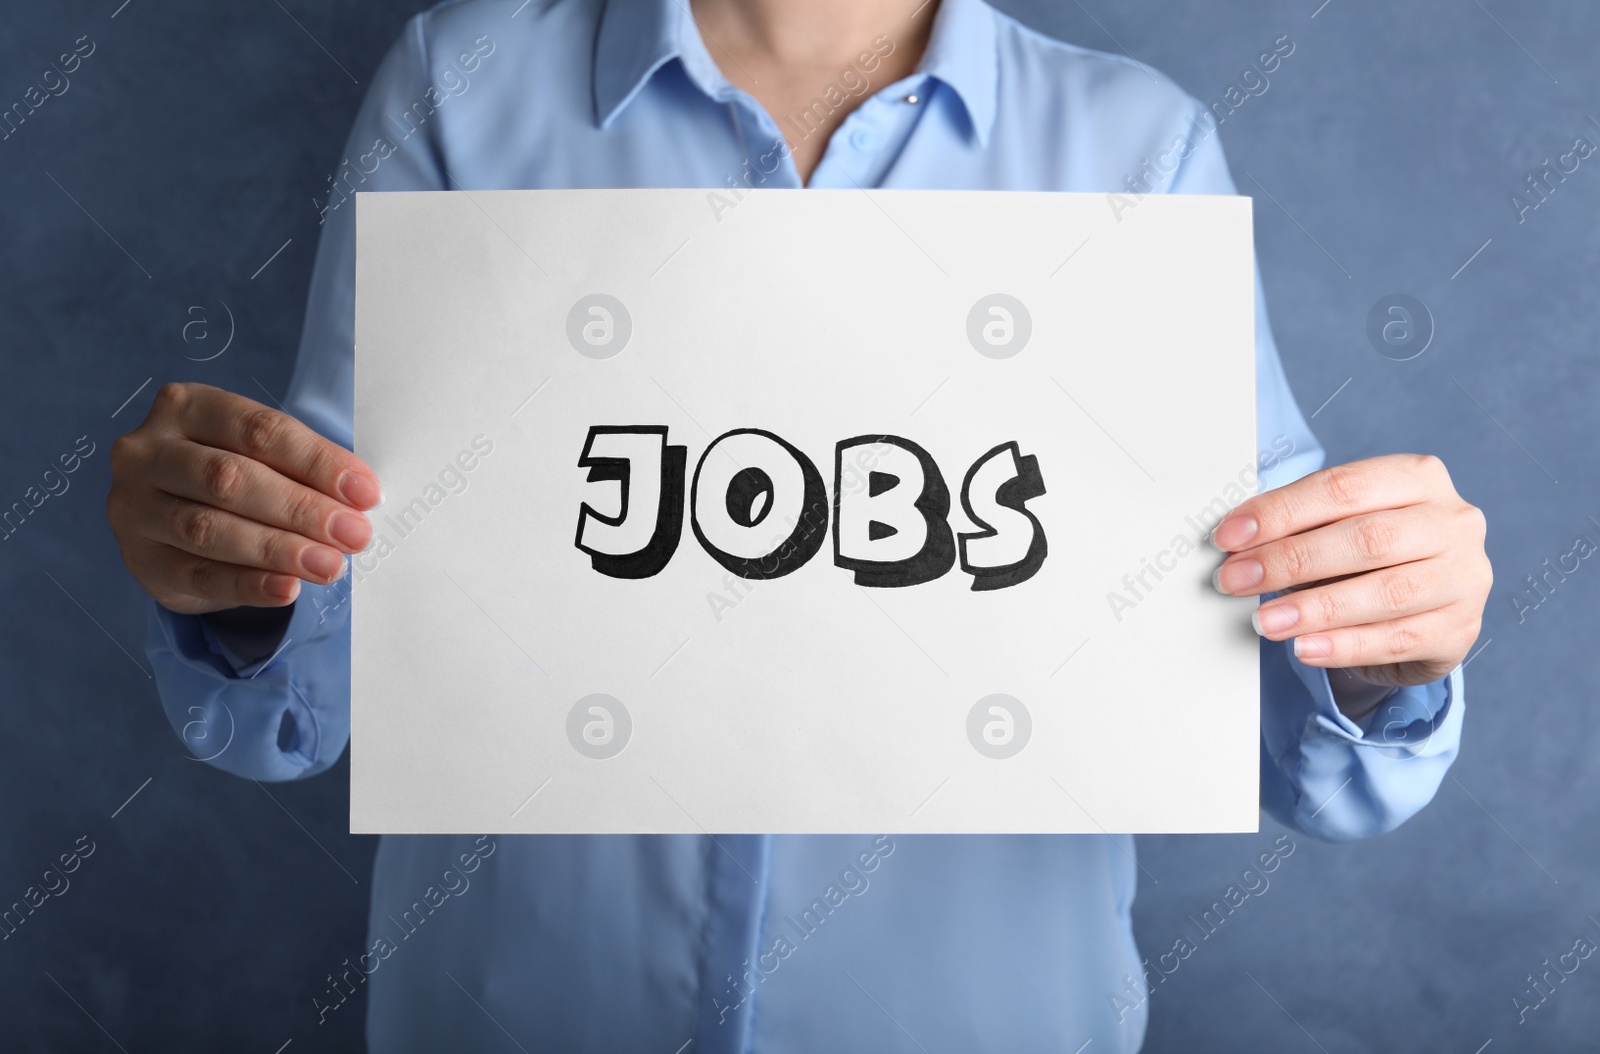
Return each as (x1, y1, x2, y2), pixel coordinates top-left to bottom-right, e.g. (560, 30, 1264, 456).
(105, 0, 1491, 1049)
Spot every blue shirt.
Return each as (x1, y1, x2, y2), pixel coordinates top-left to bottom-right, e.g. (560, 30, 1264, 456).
(146, 0, 1463, 1049)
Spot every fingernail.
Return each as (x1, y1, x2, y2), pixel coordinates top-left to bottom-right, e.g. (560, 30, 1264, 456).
(303, 546, 345, 581)
(329, 510, 373, 551)
(1294, 635, 1332, 659)
(1253, 603, 1299, 636)
(1214, 558, 1264, 595)
(338, 471, 383, 510)
(1209, 514, 1258, 552)
(266, 574, 300, 601)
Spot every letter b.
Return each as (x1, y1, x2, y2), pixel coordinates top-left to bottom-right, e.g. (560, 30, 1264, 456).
(833, 436, 955, 587)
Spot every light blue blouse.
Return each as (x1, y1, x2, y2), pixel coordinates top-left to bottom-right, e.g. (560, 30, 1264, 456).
(145, 0, 1462, 1049)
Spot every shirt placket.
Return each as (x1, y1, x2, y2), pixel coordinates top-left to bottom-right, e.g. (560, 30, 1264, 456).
(806, 75, 932, 190)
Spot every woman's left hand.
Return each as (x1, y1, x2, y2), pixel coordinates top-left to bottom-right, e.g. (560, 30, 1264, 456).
(1210, 454, 1492, 689)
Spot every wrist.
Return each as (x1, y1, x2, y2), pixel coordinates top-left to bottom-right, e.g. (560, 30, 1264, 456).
(1327, 669, 1398, 722)
(202, 604, 296, 668)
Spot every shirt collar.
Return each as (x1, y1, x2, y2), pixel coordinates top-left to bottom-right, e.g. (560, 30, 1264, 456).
(592, 0, 681, 128)
(593, 0, 999, 147)
(912, 0, 998, 146)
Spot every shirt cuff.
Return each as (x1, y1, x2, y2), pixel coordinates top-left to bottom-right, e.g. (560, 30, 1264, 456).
(147, 577, 353, 777)
(1282, 638, 1456, 754)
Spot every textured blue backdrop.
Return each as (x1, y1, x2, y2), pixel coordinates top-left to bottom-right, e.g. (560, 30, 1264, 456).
(2, 1, 1596, 1050)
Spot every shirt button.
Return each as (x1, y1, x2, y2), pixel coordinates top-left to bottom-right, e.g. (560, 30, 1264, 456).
(850, 128, 873, 150)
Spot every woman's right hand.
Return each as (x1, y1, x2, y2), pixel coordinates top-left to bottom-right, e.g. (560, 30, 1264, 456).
(107, 382, 381, 615)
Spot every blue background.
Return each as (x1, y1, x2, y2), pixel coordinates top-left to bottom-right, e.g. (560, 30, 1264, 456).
(2, 1, 1596, 1050)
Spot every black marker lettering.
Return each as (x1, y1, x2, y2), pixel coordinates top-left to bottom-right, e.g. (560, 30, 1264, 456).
(957, 441, 1048, 590)
(833, 435, 956, 588)
(691, 429, 829, 580)
(574, 426, 686, 579)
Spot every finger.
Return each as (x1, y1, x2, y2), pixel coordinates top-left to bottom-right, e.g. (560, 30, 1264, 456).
(147, 439, 372, 553)
(156, 383, 381, 508)
(1251, 560, 1445, 640)
(1288, 609, 1454, 672)
(137, 492, 349, 585)
(1215, 506, 1447, 596)
(140, 542, 303, 611)
(1210, 454, 1451, 552)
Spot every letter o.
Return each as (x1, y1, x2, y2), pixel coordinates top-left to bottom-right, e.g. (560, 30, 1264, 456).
(691, 429, 828, 579)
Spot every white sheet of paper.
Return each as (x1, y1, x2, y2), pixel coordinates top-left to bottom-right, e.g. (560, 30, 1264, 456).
(352, 188, 1259, 835)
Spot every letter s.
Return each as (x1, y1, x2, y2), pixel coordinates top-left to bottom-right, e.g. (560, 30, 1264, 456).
(956, 442, 1047, 590)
